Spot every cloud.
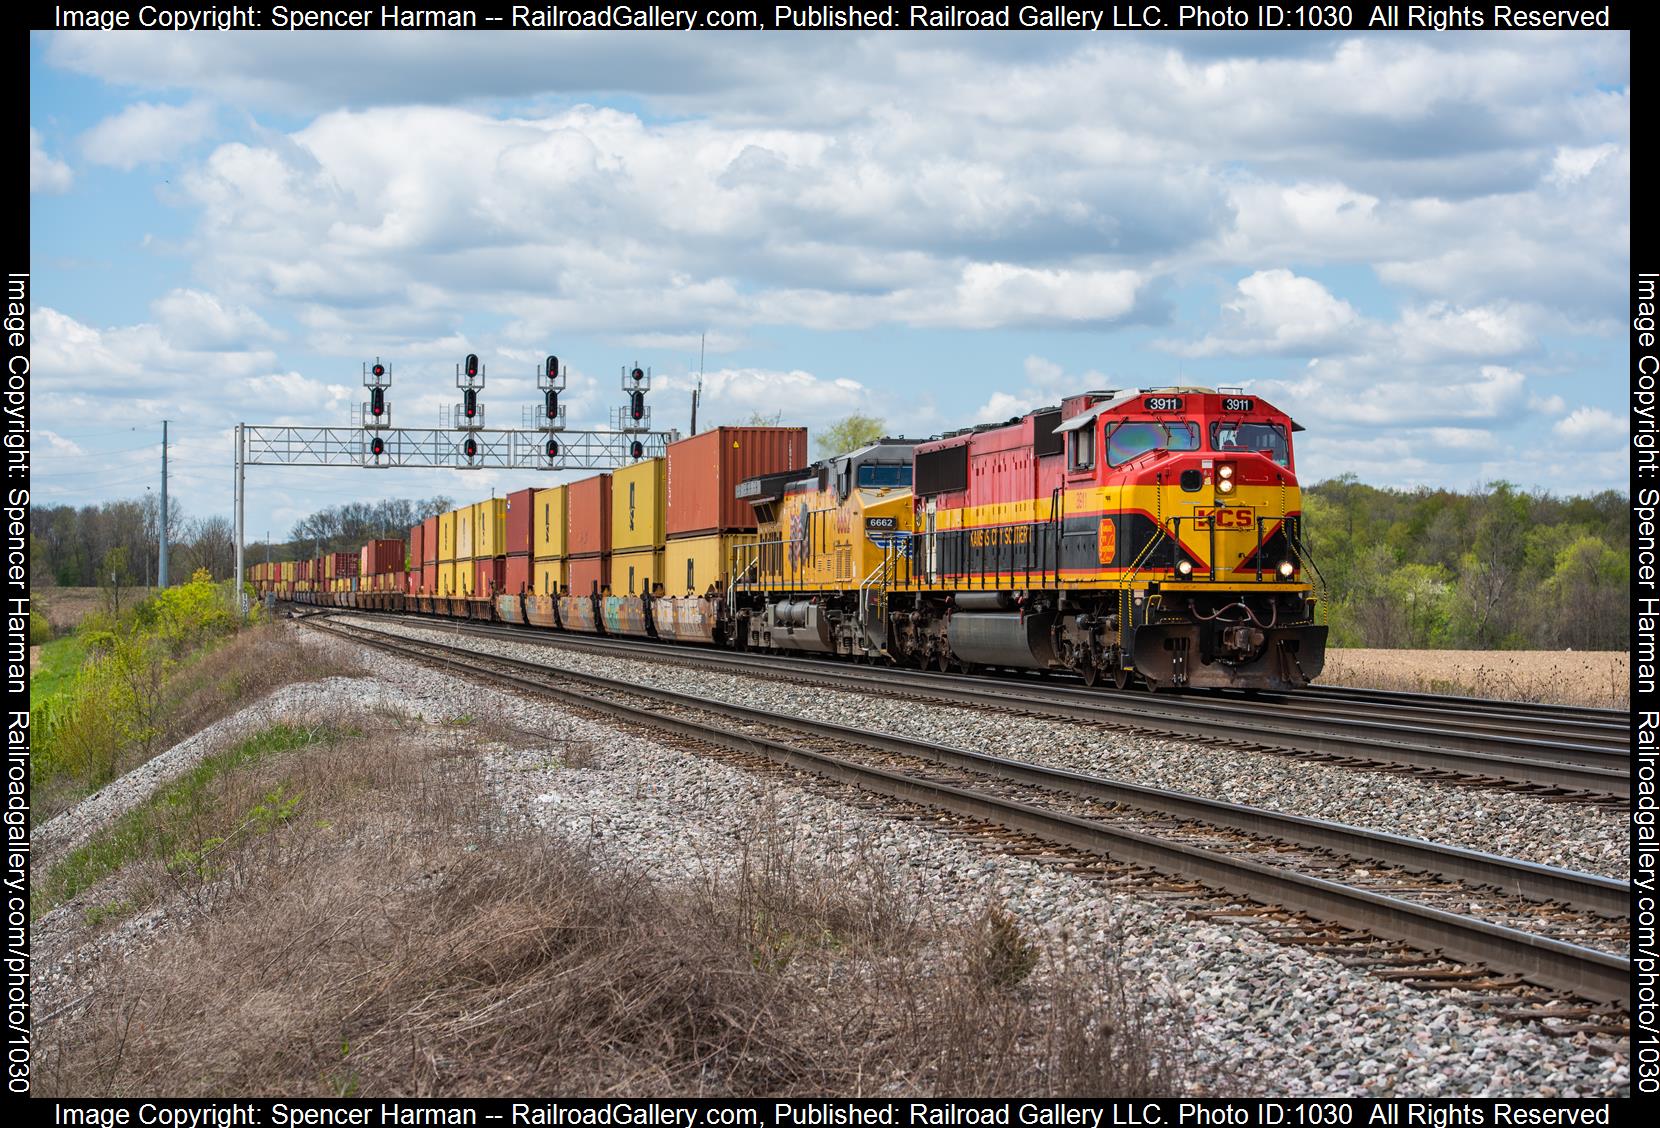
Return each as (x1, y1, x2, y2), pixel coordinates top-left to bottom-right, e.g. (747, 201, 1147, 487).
(80, 100, 216, 170)
(30, 128, 73, 193)
(1177, 270, 1362, 356)
(1553, 405, 1628, 442)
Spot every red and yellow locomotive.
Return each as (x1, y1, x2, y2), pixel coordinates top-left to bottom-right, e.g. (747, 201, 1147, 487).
(885, 388, 1326, 690)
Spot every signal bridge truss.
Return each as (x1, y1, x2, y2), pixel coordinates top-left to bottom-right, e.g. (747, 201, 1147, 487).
(239, 424, 677, 469)
(232, 422, 680, 613)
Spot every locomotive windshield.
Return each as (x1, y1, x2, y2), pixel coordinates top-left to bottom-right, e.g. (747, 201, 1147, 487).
(857, 464, 912, 488)
(1105, 421, 1201, 467)
(1211, 421, 1289, 467)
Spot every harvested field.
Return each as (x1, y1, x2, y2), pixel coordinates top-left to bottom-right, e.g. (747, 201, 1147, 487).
(1321, 649, 1628, 709)
(34, 587, 155, 636)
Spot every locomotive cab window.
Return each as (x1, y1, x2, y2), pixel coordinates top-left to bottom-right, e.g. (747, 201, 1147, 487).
(1104, 421, 1200, 467)
(858, 464, 912, 489)
(1211, 421, 1290, 467)
(1067, 424, 1096, 472)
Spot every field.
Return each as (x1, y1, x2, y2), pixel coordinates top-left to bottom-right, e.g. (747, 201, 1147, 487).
(1321, 649, 1628, 709)
(34, 587, 156, 637)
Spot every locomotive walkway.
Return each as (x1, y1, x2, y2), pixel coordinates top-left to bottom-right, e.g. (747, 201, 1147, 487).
(309, 615, 1631, 1017)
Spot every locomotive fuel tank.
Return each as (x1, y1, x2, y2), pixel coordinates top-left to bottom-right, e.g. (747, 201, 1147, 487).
(946, 610, 1059, 670)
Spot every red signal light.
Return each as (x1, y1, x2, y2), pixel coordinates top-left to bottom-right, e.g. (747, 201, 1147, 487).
(545, 439, 559, 461)
(370, 436, 385, 456)
(465, 353, 480, 378)
(464, 437, 479, 459)
(371, 363, 385, 378)
(630, 440, 644, 459)
(545, 355, 559, 379)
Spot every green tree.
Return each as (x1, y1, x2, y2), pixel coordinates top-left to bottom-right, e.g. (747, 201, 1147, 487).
(815, 413, 885, 458)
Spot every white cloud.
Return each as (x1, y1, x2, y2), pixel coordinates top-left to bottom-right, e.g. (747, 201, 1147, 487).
(150, 289, 280, 350)
(30, 128, 72, 194)
(80, 100, 216, 170)
(1178, 270, 1361, 356)
(1553, 406, 1628, 442)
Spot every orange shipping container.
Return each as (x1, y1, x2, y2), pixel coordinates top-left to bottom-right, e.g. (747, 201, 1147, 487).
(666, 427, 808, 537)
(505, 489, 534, 556)
(568, 554, 610, 597)
(566, 474, 613, 557)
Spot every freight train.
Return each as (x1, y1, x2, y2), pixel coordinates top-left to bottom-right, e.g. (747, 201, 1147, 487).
(252, 387, 1327, 691)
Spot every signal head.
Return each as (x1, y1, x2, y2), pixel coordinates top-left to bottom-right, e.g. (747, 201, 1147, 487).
(463, 388, 478, 418)
(630, 440, 644, 459)
(370, 436, 385, 457)
(545, 438, 560, 461)
(370, 386, 385, 416)
(629, 389, 645, 420)
(631, 366, 644, 382)
(465, 353, 480, 378)
(545, 355, 559, 379)
(464, 437, 479, 460)
(371, 362, 386, 379)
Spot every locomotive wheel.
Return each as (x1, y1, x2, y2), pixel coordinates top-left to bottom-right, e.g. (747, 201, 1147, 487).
(1112, 666, 1133, 691)
(1080, 664, 1101, 688)
(936, 650, 952, 673)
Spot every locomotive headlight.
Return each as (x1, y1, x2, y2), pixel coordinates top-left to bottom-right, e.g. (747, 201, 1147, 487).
(1218, 478, 1235, 494)
(1278, 560, 1295, 578)
(1218, 464, 1234, 479)
(1176, 559, 1194, 576)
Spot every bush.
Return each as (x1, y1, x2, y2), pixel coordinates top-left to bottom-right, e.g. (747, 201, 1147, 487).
(29, 610, 53, 644)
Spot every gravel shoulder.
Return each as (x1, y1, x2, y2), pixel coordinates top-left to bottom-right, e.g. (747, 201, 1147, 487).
(328, 616, 1628, 879)
(34, 622, 1629, 1097)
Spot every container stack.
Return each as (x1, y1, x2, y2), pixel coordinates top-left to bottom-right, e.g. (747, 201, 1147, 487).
(611, 457, 666, 597)
(420, 515, 438, 599)
(532, 485, 568, 598)
(566, 474, 613, 597)
(359, 538, 405, 596)
(438, 509, 458, 598)
(504, 488, 533, 597)
(454, 502, 476, 597)
(407, 523, 426, 596)
(473, 497, 507, 599)
(665, 426, 808, 597)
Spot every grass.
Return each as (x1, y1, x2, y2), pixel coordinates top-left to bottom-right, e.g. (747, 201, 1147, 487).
(33, 722, 339, 920)
(30, 632, 89, 705)
(34, 710, 1197, 1097)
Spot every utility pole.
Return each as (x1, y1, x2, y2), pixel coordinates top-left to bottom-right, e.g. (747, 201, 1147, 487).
(690, 332, 704, 436)
(159, 419, 170, 588)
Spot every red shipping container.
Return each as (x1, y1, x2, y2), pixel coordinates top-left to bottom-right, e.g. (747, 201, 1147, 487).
(566, 474, 613, 557)
(666, 427, 809, 537)
(505, 554, 531, 596)
(568, 553, 610, 596)
(421, 561, 437, 595)
(409, 524, 425, 568)
(360, 539, 404, 576)
(505, 488, 534, 556)
(474, 557, 506, 598)
(421, 516, 439, 564)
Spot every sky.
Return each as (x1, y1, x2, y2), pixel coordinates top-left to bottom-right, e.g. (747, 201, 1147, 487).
(29, 27, 1631, 542)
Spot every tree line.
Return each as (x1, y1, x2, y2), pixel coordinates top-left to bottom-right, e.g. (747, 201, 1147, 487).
(31, 495, 453, 587)
(1301, 477, 1627, 651)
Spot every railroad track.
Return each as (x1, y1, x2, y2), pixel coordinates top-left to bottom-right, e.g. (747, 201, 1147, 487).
(357, 612, 1630, 803)
(309, 616, 1632, 1019)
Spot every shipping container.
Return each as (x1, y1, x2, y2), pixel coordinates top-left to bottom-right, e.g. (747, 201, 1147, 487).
(568, 553, 610, 596)
(474, 556, 506, 598)
(455, 505, 475, 559)
(473, 497, 508, 557)
(457, 559, 478, 598)
(567, 475, 613, 556)
(610, 458, 667, 551)
(438, 562, 458, 598)
(505, 489, 534, 556)
(666, 426, 808, 537)
(439, 511, 458, 561)
(422, 561, 437, 596)
(533, 557, 567, 596)
(505, 554, 531, 597)
(421, 516, 439, 564)
(663, 532, 760, 597)
(409, 524, 425, 568)
(360, 539, 404, 576)
(612, 547, 664, 596)
(533, 486, 568, 559)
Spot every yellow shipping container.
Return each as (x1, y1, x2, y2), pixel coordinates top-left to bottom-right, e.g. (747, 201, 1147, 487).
(439, 511, 458, 561)
(473, 497, 508, 557)
(457, 561, 477, 598)
(610, 458, 667, 552)
(664, 533, 759, 598)
(613, 547, 664, 596)
(455, 505, 474, 559)
(438, 562, 457, 598)
(532, 557, 567, 597)
(533, 486, 568, 559)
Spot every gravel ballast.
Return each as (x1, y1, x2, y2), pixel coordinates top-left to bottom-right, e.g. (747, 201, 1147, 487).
(36, 622, 1628, 1097)
(330, 616, 1628, 879)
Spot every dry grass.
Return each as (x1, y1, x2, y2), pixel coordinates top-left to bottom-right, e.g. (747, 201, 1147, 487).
(34, 587, 154, 637)
(1320, 648, 1629, 709)
(36, 712, 1195, 1097)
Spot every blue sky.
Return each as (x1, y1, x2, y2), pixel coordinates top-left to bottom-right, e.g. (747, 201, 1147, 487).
(30, 29, 1630, 541)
